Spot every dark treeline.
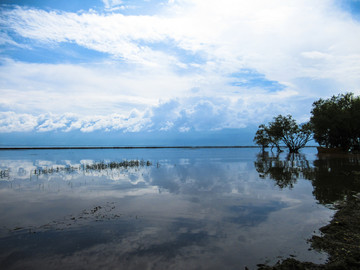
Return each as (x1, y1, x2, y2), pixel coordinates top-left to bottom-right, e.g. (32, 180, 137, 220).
(254, 92, 360, 153)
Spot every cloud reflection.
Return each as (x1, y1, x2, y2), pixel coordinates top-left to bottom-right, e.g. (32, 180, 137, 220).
(0, 149, 333, 269)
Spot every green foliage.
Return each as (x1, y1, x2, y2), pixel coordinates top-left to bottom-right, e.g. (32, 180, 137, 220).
(310, 93, 360, 151)
(253, 124, 271, 150)
(254, 115, 312, 153)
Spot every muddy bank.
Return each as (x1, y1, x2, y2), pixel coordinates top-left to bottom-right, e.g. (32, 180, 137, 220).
(258, 193, 360, 270)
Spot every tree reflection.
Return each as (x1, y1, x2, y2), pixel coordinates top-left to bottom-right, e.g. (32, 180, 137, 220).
(255, 151, 360, 205)
(308, 155, 360, 205)
(254, 152, 311, 189)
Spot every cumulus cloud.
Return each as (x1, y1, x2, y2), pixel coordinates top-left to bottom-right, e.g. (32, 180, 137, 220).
(0, 112, 38, 132)
(0, 92, 307, 134)
(0, 110, 151, 133)
(148, 98, 244, 132)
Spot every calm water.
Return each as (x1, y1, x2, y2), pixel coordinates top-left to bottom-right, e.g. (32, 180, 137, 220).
(0, 148, 359, 270)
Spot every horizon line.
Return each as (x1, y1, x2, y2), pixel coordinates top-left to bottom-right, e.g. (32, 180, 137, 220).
(0, 145, 318, 151)
(0, 146, 259, 150)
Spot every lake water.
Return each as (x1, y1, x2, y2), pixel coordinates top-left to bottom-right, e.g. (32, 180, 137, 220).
(0, 147, 359, 270)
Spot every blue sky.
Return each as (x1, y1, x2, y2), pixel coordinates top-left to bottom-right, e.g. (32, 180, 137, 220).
(1, 0, 360, 146)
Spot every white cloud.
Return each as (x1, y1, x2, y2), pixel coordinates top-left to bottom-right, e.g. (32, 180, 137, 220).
(0, 59, 199, 115)
(102, 0, 123, 9)
(2, 1, 360, 83)
(1, 1, 360, 134)
(0, 111, 151, 133)
(0, 92, 310, 134)
(301, 51, 332, 60)
(0, 32, 30, 49)
(0, 112, 38, 132)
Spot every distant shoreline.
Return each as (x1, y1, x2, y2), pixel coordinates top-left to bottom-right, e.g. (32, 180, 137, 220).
(0, 146, 260, 150)
(0, 146, 318, 151)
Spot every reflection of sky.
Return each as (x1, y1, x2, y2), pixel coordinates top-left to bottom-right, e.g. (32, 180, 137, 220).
(0, 148, 332, 269)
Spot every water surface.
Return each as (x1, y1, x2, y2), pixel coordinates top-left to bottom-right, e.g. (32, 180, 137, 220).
(1, 148, 357, 269)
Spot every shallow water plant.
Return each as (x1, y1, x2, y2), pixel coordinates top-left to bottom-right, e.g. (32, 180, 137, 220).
(33, 159, 152, 175)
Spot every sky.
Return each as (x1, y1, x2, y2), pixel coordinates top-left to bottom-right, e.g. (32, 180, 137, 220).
(0, 0, 360, 146)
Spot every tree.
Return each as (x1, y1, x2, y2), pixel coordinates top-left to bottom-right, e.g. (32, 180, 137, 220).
(253, 124, 271, 151)
(254, 115, 312, 153)
(310, 93, 360, 152)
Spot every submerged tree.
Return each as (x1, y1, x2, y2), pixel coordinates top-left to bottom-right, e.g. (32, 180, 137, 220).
(310, 92, 360, 152)
(254, 115, 312, 153)
(253, 124, 271, 151)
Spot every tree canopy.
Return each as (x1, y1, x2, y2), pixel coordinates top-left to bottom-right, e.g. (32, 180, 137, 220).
(254, 92, 360, 153)
(310, 93, 360, 152)
(254, 115, 312, 153)
(253, 124, 271, 151)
